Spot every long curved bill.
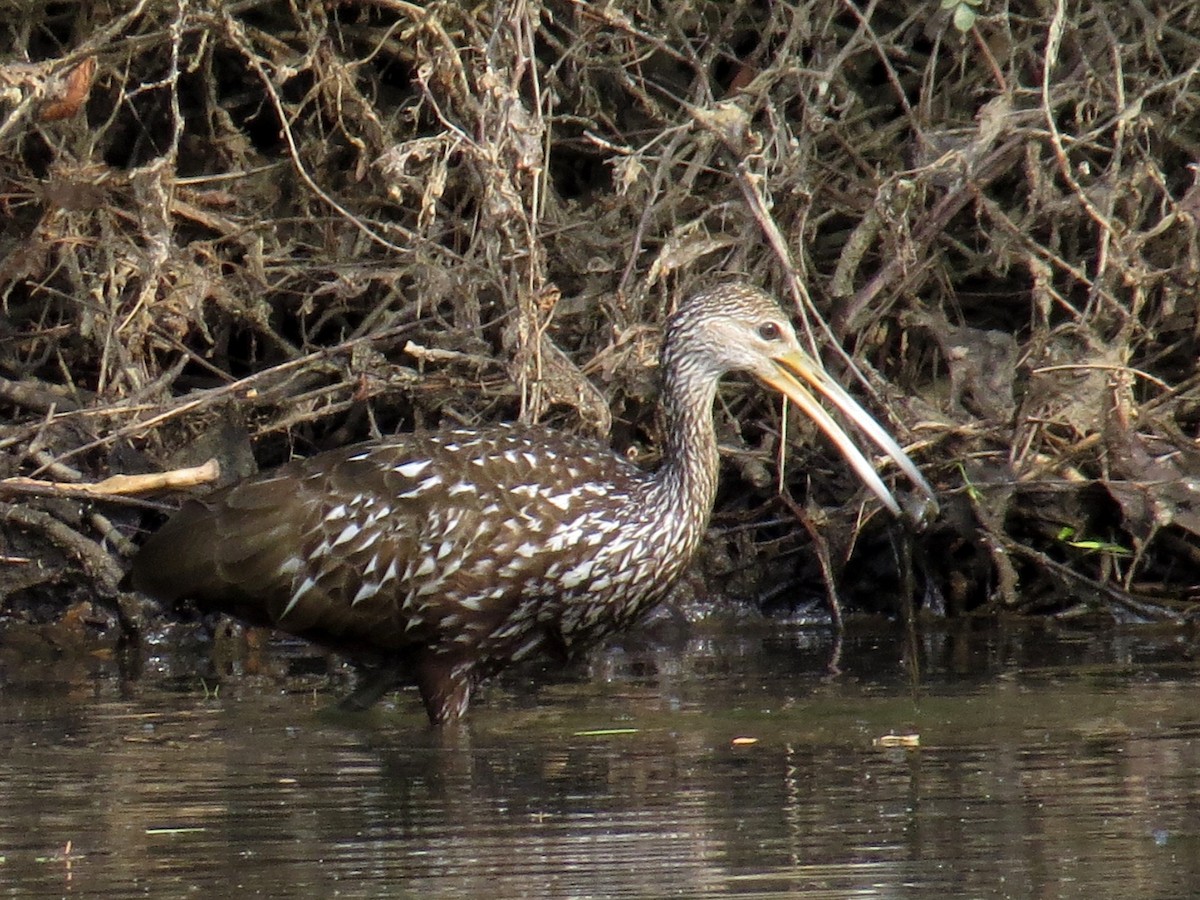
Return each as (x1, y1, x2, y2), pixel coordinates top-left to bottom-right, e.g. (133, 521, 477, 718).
(759, 350, 937, 519)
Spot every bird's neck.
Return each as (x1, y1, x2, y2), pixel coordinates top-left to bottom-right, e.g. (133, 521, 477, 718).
(651, 352, 722, 540)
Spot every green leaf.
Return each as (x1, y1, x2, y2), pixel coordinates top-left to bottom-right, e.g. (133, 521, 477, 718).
(953, 3, 977, 31)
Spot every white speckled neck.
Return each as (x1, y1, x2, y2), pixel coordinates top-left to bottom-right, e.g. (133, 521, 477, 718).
(648, 318, 724, 560)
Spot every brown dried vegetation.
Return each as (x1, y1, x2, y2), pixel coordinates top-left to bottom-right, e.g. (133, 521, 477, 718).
(2, 1, 1200, 635)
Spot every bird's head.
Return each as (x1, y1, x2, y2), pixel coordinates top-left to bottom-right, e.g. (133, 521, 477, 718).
(666, 282, 937, 520)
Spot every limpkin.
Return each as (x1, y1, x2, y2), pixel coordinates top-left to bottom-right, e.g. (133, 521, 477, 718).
(132, 283, 936, 724)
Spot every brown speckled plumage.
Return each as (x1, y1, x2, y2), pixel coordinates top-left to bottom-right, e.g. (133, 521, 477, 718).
(132, 284, 936, 723)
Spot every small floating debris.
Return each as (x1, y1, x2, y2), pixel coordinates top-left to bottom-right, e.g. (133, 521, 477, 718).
(731, 736, 759, 746)
(873, 733, 920, 748)
(573, 727, 640, 737)
(144, 827, 209, 835)
(36, 840, 82, 863)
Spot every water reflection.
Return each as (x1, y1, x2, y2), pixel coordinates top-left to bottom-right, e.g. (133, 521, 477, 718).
(1, 623, 1198, 897)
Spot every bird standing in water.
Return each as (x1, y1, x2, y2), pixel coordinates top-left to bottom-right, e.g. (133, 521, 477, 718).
(132, 284, 936, 724)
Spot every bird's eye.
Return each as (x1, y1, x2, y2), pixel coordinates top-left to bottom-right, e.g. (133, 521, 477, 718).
(757, 321, 782, 341)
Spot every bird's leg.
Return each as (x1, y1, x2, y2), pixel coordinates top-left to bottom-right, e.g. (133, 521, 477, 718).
(414, 649, 473, 726)
(339, 661, 405, 711)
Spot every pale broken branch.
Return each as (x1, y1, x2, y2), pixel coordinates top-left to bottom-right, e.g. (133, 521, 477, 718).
(1, 459, 220, 498)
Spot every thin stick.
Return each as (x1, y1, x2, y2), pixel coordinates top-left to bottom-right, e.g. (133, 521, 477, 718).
(2, 460, 220, 497)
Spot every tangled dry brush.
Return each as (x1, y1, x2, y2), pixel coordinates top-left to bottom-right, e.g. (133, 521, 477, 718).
(2, 0, 1200, 633)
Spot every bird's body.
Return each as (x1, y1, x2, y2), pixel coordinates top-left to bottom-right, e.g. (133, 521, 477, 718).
(137, 424, 710, 719)
(133, 284, 935, 723)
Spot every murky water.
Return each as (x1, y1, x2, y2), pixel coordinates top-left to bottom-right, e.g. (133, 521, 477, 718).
(2, 620, 1198, 898)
